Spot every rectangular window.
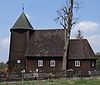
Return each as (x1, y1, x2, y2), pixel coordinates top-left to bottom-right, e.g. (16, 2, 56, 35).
(75, 60, 80, 67)
(92, 61, 95, 67)
(17, 60, 21, 64)
(50, 60, 55, 67)
(38, 60, 43, 67)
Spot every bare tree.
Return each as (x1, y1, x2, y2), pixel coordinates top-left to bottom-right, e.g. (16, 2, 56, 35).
(55, 0, 78, 70)
(75, 30, 84, 39)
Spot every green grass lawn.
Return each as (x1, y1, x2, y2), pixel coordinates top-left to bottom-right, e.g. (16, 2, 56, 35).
(0, 78, 100, 85)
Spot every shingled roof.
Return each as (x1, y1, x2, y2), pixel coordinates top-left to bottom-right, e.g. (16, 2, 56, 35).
(25, 29, 96, 59)
(68, 39, 96, 59)
(25, 29, 64, 57)
(11, 12, 33, 31)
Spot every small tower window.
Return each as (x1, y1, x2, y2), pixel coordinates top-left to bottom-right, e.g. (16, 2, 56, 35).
(92, 61, 95, 67)
(50, 60, 55, 67)
(38, 60, 43, 67)
(17, 60, 21, 64)
(75, 60, 80, 67)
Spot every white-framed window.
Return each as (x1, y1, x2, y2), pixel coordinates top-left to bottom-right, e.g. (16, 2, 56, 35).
(17, 60, 21, 64)
(50, 60, 55, 67)
(75, 60, 80, 67)
(36, 69, 38, 72)
(91, 61, 95, 67)
(38, 60, 43, 67)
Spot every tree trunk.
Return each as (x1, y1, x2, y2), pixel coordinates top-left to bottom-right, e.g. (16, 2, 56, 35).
(62, 0, 74, 71)
(62, 28, 69, 70)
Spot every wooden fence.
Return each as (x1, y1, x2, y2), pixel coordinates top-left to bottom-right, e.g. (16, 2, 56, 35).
(1, 70, 100, 81)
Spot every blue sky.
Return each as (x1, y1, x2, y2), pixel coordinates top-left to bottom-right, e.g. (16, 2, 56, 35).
(0, 0, 100, 63)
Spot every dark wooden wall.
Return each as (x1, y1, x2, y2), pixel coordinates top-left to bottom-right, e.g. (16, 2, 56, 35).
(8, 30, 30, 72)
(26, 57, 62, 73)
(68, 59, 96, 74)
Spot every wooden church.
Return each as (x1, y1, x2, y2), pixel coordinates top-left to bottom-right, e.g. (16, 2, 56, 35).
(8, 11, 96, 76)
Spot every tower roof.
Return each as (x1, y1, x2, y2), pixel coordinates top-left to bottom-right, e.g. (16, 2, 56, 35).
(11, 12, 33, 30)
